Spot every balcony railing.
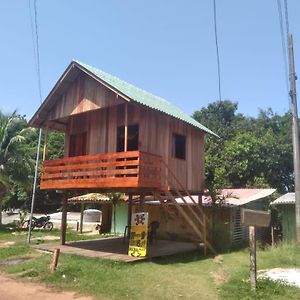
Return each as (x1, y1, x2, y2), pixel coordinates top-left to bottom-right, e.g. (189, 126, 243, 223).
(40, 151, 162, 191)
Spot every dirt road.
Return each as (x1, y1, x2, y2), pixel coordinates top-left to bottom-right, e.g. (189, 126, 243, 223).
(0, 274, 97, 300)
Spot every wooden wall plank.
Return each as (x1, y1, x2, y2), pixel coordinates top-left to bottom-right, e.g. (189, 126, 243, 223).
(48, 74, 124, 121)
(46, 71, 206, 193)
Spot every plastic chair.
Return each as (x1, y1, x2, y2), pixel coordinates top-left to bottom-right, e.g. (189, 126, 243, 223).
(148, 221, 160, 244)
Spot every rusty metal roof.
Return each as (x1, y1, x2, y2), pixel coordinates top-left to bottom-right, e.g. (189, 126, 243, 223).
(144, 189, 276, 207)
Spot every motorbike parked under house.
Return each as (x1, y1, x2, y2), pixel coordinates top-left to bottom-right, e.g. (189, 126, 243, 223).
(24, 215, 53, 231)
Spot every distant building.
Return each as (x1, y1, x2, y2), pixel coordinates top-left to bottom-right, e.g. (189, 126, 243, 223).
(271, 193, 296, 242)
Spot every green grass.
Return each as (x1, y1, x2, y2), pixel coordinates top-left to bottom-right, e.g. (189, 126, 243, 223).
(219, 243, 300, 300)
(0, 244, 31, 260)
(4, 251, 218, 300)
(0, 223, 113, 244)
(1, 224, 300, 300)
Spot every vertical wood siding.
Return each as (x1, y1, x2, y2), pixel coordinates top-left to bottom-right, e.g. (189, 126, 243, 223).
(48, 74, 123, 120)
(50, 74, 205, 193)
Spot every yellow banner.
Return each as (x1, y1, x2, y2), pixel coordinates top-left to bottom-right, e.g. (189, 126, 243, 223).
(128, 212, 148, 257)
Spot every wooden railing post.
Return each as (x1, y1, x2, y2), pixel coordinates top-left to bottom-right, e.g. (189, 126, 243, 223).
(42, 123, 49, 161)
(41, 151, 162, 190)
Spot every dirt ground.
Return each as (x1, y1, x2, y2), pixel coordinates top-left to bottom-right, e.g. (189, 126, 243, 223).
(0, 273, 97, 300)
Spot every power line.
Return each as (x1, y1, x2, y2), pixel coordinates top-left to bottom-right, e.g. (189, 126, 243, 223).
(284, 0, 290, 42)
(213, 0, 222, 102)
(33, 0, 43, 103)
(28, 0, 38, 80)
(277, 0, 290, 102)
(27, 0, 43, 244)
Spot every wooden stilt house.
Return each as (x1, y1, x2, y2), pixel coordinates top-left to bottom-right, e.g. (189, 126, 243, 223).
(29, 61, 217, 253)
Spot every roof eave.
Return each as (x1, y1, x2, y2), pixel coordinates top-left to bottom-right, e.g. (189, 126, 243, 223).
(29, 60, 218, 137)
(29, 61, 78, 128)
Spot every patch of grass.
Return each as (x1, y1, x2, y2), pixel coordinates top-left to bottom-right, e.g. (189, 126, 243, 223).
(0, 223, 22, 241)
(0, 223, 110, 244)
(0, 244, 31, 260)
(5, 251, 218, 300)
(1, 237, 300, 300)
(219, 243, 300, 300)
(220, 271, 300, 300)
(258, 242, 300, 269)
(19, 269, 39, 278)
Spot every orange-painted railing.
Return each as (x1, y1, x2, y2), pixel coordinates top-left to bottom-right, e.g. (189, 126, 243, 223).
(40, 151, 162, 190)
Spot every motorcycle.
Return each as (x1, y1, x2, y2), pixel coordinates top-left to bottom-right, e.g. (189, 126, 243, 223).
(25, 215, 54, 231)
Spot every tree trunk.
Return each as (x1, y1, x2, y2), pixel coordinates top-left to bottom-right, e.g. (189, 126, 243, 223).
(0, 200, 3, 226)
(0, 189, 7, 226)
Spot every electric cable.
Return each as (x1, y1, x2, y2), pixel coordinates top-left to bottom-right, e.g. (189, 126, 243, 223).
(277, 0, 290, 106)
(27, 0, 43, 244)
(213, 0, 222, 102)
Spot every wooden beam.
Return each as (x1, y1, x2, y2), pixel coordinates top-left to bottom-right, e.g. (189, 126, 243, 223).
(80, 202, 84, 233)
(139, 193, 145, 212)
(249, 226, 257, 290)
(171, 187, 205, 228)
(60, 194, 67, 245)
(50, 248, 60, 272)
(164, 190, 216, 255)
(42, 123, 49, 161)
(203, 215, 207, 256)
(124, 103, 128, 152)
(161, 160, 209, 224)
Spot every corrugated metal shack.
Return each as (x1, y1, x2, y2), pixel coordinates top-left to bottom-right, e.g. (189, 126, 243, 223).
(271, 193, 296, 242)
(112, 189, 275, 251)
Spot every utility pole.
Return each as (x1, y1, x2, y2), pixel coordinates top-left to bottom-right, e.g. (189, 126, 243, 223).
(288, 34, 300, 244)
(27, 128, 42, 244)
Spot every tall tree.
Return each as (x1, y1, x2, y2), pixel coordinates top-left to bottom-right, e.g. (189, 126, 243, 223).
(193, 101, 293, 194)
(0, 111, 33, 224)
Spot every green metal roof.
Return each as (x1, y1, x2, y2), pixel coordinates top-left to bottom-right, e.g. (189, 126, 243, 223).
(75, 61, 217, 136)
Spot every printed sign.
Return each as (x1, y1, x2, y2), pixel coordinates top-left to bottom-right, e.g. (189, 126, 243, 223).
(241, 209, 271, 228)
(128, 212, 148, 257)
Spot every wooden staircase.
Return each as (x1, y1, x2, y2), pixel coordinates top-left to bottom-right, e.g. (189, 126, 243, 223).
(160, 160, 216, 255)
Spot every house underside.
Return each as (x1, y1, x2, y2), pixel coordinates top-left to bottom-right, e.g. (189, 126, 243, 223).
(35, 237, 200, 263)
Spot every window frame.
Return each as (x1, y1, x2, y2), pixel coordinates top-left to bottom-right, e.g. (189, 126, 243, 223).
(172, 133, 186, 160)
(116, 123, 139, 152)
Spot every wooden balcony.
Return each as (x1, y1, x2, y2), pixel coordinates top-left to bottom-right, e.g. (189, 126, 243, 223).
(40, 151, 162, 191)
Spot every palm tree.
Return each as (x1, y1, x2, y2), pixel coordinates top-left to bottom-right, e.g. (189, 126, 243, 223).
(0, 111, 33, 224)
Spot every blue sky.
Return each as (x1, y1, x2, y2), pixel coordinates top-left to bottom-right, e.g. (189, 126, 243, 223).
(0, 0, 299, 120)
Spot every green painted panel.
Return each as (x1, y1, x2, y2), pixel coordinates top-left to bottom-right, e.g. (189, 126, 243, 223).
(111, 202, 128, 235)
(212, 208, 232, 251)
(281, 205, 296, 242)
(245, 200, 267, 211)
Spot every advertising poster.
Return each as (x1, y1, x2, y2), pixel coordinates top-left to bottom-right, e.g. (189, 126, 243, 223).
(128, 212, 148, 257)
